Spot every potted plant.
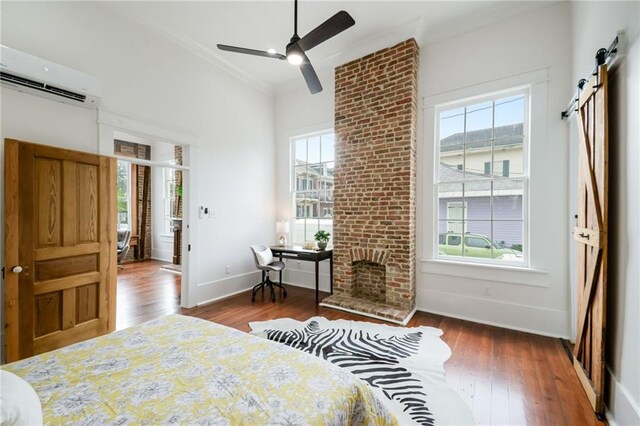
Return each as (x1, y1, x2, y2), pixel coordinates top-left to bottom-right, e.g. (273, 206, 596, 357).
(314, 230, 331, 250)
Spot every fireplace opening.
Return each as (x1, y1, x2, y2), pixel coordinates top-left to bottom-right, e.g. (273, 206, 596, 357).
(352, 261, 386, 303)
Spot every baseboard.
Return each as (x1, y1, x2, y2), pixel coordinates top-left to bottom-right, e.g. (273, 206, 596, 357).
(418, 288, 570, 338)
(194, 271, 261, 306)
(605, 366, 640, 426)
(151, 249, 172, 262)
(196, 285, 255, 307)
(282, 281, 321, 291)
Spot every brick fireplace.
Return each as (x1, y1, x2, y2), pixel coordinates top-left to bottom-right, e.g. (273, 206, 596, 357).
(320, 39, 418, 324)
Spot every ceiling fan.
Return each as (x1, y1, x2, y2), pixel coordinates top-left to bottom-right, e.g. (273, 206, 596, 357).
(217, 0, 355, 94)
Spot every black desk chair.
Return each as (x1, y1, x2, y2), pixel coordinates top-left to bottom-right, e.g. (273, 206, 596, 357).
(250, 245, 287, 302)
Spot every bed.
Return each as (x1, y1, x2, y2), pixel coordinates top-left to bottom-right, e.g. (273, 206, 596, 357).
(2, 315, 396, 425)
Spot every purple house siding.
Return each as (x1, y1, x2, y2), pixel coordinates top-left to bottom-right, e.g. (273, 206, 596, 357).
(438, 195, 523, 247)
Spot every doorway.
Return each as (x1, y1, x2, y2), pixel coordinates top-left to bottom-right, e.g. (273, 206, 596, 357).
(97, 110, 195, 316)
(112, 133, 187, 329)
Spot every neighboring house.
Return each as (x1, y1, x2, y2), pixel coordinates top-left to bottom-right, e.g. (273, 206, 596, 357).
(294, 160, 334, 219)
(438, 124, 524, 248)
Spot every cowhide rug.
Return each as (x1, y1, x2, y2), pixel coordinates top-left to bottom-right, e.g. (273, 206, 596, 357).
(250, 317, 474, 426)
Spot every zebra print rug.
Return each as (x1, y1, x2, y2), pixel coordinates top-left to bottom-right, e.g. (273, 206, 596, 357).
(249, 317, 474, 426)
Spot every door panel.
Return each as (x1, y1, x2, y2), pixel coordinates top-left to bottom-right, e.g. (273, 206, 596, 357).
(4, 139, 117, 362)
(35, 158, 62, 247)
(77, 163, 99, 243)
(35, 253, 99, 281)
(34, 292, 62, 337)
(76, 283, 99, 324)
(572, 64, 608, 415)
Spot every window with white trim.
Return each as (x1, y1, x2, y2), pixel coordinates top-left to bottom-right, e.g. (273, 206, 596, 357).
(291, 130, 334, 243)
(436, 88, 528, 264)
(116, 160, 131, 231)
(162, 163, 177, 236)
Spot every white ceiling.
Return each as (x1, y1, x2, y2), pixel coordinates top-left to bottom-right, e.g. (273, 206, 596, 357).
(110, 1, 553, 92)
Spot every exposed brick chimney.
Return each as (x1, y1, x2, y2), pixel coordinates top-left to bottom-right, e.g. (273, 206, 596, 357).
(320, 39, 418, 324)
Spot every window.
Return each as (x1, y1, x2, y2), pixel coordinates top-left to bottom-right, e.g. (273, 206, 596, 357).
(116, 160, 131, 230)
(162, 164, 177, 236)
(436, 88, 528, 264)
(292, 130, 335, 243)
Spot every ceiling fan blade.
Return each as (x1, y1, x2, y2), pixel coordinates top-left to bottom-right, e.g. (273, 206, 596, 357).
(298, 11, 355, 52)
(217, 44, 286, 60)
(300, 59, 322, 94)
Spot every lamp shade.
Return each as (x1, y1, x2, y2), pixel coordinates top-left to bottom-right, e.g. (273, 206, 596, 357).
(276, 221, 290, 234)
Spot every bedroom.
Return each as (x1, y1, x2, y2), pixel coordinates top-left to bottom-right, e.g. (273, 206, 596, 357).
(1, 1, 638, 425)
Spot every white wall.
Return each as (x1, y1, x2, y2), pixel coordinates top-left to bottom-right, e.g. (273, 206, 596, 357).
(0, 2, 276, 325)
(275, 2, 574, 336)
(569, 2, 640, 424)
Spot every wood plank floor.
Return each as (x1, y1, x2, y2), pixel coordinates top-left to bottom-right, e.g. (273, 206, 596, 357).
(116, 260, 182, 330)
(117, 260, 606, 426)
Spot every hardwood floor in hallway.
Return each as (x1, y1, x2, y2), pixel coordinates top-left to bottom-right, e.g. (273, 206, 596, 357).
(117, 260, 604, 426)
(116, 260, 181, 330)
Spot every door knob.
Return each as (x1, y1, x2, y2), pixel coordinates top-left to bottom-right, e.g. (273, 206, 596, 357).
(11, 266, 23, 274)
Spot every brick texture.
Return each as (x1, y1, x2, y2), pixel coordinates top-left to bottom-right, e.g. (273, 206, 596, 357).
(329, 39, 418, 315)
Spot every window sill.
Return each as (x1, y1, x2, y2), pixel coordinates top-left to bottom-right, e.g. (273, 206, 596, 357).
(420, 258, 549, 287)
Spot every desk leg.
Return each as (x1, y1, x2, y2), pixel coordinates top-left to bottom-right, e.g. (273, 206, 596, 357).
(279, 253, 283, 287)
(330, 252, 334, 295)
(315, 259, 319, 304)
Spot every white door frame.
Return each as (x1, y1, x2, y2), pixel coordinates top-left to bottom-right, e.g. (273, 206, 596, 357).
(97, 108, 198, 308)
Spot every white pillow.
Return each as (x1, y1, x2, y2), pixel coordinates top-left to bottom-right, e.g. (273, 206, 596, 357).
(255, 247, 273, 267)
(0, 370, 43, 426)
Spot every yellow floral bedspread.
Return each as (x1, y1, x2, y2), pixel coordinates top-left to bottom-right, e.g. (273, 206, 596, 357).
(3, 315, 396, 425)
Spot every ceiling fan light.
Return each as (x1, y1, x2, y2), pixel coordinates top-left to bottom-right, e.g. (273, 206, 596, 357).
(287, 53, 303, 65)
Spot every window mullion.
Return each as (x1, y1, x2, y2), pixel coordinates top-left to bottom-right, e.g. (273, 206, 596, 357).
(462, 106, 467, 256)
(491, 100, 496, 259)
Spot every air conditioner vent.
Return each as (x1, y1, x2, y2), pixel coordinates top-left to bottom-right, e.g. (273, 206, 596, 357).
(0, 71, 45, 90)
(0, 46, 101, 108)
(1, 71, 87, 103)
(44, 84, 86, 102)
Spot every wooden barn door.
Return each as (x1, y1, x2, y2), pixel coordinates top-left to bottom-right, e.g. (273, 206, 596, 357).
(573, 64, 608, 414)
(4, 139, 117, 362)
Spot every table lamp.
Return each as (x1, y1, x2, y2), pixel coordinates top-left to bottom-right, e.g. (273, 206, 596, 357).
(276, 221, 289, 246)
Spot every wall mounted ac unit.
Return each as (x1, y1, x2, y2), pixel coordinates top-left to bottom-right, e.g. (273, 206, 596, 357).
(0, 45, 102, 108)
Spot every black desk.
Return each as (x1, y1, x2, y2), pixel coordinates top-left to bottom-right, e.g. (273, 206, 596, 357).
(270, 246, 333, 304)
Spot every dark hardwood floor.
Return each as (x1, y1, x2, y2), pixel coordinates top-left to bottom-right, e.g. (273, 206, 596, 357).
(117, 260, 605, 426)
(116, 260, 182, 330)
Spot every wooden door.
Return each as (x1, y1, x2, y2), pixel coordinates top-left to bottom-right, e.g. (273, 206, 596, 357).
(4, 139, 117, 362)
(573, 64, 608, 414)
